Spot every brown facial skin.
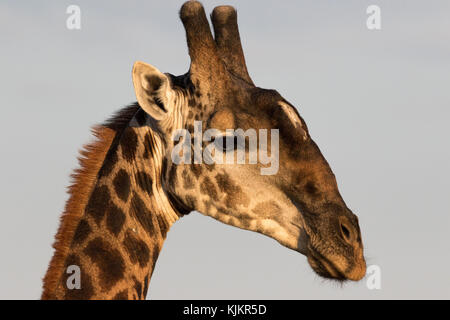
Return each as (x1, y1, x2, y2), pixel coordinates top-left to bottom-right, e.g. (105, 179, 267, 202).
(157, 77, 366, 282)
(263, 91, 367, 281)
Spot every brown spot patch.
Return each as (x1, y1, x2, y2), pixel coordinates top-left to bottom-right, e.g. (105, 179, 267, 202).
(167, 162, 178, 186)
(200, 176, 218, 201)
(252, 201, 281, 219)
(84, 237, 125, 291)
(100, 151, 117, 177)
(185, 195, 197, 209)
(130, 193, 155, 235)
(106, 203, 126, 236)
(215, 172, 249, 209)
(135, 170, 153, 195)
(240, 218, 251, 229)
(85, 185, 110, 225)
(191, 164, 203, 178)
(203, 199, 211, 213)
(71, 219, 91, 245)
(182, 170, 194, 190)
(143, 133, 153, 159)
(133, 277, 143, 299)
(156, 214, 169, 238)
(123, 230, 150, 268)
(113, 290, 128, 300)
(113, 169, 131, 202)
(120, 128, 138, 162)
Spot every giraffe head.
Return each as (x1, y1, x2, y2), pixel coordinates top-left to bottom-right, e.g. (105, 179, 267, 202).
(132, 2, 366, 281)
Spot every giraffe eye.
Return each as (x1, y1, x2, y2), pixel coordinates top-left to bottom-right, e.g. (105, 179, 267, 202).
(214, 135, 238, 152)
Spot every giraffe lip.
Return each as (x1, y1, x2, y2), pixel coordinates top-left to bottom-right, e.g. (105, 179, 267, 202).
(307, 247, 347, 280)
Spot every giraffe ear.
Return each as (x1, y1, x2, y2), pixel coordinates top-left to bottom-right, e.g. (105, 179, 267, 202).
(132, 61, 174, 120)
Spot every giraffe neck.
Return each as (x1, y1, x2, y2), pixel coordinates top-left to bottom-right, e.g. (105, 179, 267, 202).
(42, 105, 182, 299)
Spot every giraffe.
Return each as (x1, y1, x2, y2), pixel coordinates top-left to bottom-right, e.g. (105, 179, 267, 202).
(42, 1, 366, 300)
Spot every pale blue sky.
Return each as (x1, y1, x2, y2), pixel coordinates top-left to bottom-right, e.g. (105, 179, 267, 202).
(0, 0, 449, 299)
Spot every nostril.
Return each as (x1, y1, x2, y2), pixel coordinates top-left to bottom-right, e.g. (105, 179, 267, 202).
(340, 222, 352, 243)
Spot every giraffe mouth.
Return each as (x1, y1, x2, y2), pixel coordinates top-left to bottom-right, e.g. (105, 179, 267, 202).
(294, 227, 344, 280)
(306, 248, 347, 281)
